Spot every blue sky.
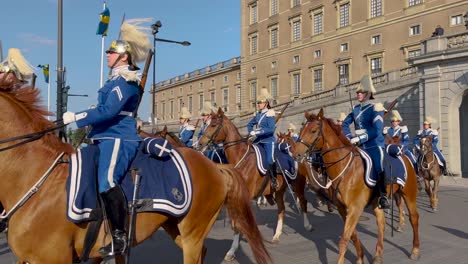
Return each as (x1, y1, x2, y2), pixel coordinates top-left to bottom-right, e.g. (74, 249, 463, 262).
(2, 0, 240, 122)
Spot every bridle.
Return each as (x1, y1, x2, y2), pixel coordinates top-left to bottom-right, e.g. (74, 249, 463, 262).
(420, 136, 435, 170)
(295, 118, 356, 188)
(199, 114, 250, 168)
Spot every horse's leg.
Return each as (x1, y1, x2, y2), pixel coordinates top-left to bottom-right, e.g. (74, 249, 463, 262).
(423, 177, 434, 208)
(327, 188, 334, 213)
(336, 205, 364, 264)
(394, 191, 405, 232)
(225, 230, 241, 261)
(272, 188, 286, 243)
(402, 187, 421, 260)
(432, 174, 440, 211)
(294, 177, 313, 232)
(373, 203, 386, 264)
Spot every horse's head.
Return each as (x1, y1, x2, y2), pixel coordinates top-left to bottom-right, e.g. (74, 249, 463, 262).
(293, 108, 351, 162)
(385, 134, 402, 145)
(149, 125, 185, 147)
(198, 107, 229, 150)
(420, 135, 433, 154)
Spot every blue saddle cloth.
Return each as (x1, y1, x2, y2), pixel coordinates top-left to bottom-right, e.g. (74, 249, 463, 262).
(358, 145, 407, 189)
(276, 142, 297, 180)
(252, 144, 268, 175)
(66, 138, 193, 224)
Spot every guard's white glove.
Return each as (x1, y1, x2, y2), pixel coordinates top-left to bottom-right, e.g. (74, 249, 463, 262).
(350, 137, 360, 145)
(249, 130, 257, 136)
(62, 111, 76, 125)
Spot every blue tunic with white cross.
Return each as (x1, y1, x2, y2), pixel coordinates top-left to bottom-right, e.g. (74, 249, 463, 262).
(384, 125, 417, 166)
(413, 128, 446, 163)
(342, 102, 385, 174)
(75, 66, 140, 193)
(247, 108, 276, 165)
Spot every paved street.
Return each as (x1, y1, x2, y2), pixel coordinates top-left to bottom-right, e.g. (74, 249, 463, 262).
(1, 176, 467, 263)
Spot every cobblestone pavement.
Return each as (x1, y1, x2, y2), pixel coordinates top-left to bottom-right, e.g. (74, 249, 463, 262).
(1, 177, 467, 263)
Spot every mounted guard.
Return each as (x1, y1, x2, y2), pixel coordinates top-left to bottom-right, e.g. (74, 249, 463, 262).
(0, 48, 35, 89)
(383, 110, 418, 168)
(413, 117, 448, 175)
(178, 106, 195, 147)
(342, 75, 390, 209)
(287, 123, 299, 142)
(247, 88, 278, 189)
(62, 18, 151, 257)
(197, 101, 226, 162)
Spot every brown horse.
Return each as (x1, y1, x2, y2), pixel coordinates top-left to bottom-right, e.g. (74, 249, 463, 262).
(277, 132, 334, 213)
(291, 109, 420, 264)
(0, 84, 271, 264)
(418, 135, 441, 211)
(197, 108, 313, 260)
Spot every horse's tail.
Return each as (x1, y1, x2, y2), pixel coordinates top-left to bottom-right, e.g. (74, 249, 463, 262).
(219, 165, 272, 264)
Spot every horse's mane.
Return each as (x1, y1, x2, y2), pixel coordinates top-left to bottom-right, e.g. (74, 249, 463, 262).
(166, 131, 185, 146)
(0, 83, 73, 153)
(307, 113, 355, 149)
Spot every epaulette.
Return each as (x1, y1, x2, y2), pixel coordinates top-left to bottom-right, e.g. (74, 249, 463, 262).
(431, 129, 438, 135)
(401, 126, 408, 133)
(118, 70, 141, 83)
(186, 124, 195, 131)
(266, 109, 276, 117)
(383, 126, 389, 134)
(374, 102, 386, 112)
(418, 130, 422, 135)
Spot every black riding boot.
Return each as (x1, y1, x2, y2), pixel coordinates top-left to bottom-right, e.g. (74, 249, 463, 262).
(441, 160, 448, 176)
(99, 186, 128, 257)
(377, 172, 390, 209)
(269, 163, 278, 190)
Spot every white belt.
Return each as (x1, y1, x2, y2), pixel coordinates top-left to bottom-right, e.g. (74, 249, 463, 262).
(119, 111, 133, 116)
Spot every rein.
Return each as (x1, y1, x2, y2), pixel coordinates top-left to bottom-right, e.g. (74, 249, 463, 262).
(0, 122, 66, 152)
(296, 119, 355, 189)
(0, 152, 65, 222)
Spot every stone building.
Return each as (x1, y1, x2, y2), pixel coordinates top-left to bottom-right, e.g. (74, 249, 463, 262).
(150, 0, 468, 176)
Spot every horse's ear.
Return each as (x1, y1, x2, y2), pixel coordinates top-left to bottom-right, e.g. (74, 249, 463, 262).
(217, 107, 224, 116)
(304, 111, 310, 120)
(317, 108, 324, 120)
(287, 131, 291, 136)
(162, 125, 168, 135)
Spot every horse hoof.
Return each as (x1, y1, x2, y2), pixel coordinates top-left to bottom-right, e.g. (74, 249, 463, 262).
(432, 208, 437, 212)
(396, 227, 403, 232)
(305, 224, 314, 232)
(272, 237, 280, 244)
(373, 256, 383, 264)
(410, 252, 421, 260)
(224, 253, 236, 261)
(327, 207, 334, 213)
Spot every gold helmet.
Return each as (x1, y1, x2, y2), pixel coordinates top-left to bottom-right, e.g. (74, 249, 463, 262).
(391, 110, 403, 122)
(106, 18, 151, 70)
(356, 75, 376, 100)
(423, 116, 436, 125)
(0, 48, 35, 81)
(288, 123, 296, 130)
(257, 88, 273, 103)
(199, 101, 215, 116)
(179, 107, 192, 119)
(337, 112, 346, 122)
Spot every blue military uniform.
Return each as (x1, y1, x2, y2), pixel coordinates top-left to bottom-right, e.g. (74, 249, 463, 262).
(290, 133, 299, 142)
(384, 125, 417, 167)
(247, 108, 276, 166)
(75, 65, 140, 193)
(179, 123, 195, 147)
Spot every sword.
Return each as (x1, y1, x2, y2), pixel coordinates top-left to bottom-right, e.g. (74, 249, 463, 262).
(126, 168, 142, 263)
(275, 157, 301, 215)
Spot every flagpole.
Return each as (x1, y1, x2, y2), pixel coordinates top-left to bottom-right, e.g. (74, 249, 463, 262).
(99, 2, 106, 87)
(47, 81, 51, 120)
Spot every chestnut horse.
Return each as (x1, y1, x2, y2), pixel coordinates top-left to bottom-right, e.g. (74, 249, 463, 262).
(277, 132, 334, 213)
(418, 135, 441, 211)
(0, 84, 270, 264)
(198, 108, 313, 260)
(292, 110, 420, 264)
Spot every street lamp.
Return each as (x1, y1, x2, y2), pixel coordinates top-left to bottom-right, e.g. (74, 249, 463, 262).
(150, 20, 191, 133)
(464, 12, 468, 30)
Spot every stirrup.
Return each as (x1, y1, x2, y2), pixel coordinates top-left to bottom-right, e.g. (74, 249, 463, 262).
(99, 231, 127, 257)
(378, 196, 390, 209)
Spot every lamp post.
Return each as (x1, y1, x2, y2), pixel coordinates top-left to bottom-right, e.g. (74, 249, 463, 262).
(150, 20, 191, 133)
(464, 12, 468, 30)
